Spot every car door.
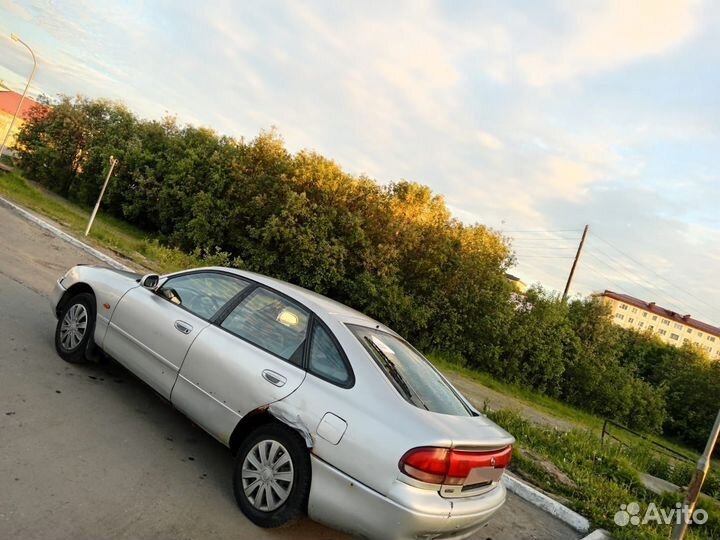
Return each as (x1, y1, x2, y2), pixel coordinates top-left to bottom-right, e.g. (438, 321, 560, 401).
(171, 286, 309, 445)
(102, 271, 249, 399)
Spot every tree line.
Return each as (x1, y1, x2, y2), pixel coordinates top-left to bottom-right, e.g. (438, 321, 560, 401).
(14, 96, 719, 451)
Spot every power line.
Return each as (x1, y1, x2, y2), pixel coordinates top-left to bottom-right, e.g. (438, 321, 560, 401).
(500, 228, 583, 233)
(581, 248, 718, 323)
(512, 240, 580, 247)
(590, 233, 719, 318)
(573, 256, 652, 301)
(510, 235, 581, 241)
(517, 246, 578, 251)
(584, 251, 665, 301)
(521, 255, 576, 259)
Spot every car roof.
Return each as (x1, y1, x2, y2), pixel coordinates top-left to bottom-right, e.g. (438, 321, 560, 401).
(202, 266, 391, 330)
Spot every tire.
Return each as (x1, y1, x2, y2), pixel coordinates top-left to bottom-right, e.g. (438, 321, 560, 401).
(233, 423, 311, 528)
(55, 292, 95, 364)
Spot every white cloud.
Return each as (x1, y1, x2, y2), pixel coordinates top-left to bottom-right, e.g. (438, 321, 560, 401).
(1, 0, 719, 322)
(516, 0, 702, 86)
(475, 130, 504, 150)
(538, 156, 595, 201)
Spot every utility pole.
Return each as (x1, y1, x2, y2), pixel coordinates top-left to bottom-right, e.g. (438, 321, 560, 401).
(562, 224, 588, 300)
(671, 408, 720, 539)
(0, 34, 37, 159)
(85, 155, 118, 236)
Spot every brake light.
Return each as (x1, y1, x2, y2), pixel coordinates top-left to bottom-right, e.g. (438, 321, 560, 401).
(399, 446, 512, 485)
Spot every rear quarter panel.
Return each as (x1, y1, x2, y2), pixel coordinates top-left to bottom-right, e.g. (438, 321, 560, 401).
(280, 315, 514, 499)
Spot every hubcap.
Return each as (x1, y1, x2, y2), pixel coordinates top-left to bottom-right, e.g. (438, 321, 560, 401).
(241, 439, 294, 512)
(60, 303, 88, 351)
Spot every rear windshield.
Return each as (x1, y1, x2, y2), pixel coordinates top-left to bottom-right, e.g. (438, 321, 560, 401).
(349, 325, 471, 416)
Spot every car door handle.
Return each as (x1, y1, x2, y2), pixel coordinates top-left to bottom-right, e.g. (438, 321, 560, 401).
(262, 370, 286, 387)
(174, 320, 193, 334)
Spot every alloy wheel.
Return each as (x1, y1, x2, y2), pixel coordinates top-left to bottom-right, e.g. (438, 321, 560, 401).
(60, 303, 88, 351)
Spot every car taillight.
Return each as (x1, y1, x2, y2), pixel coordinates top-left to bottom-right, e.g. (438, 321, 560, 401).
(399, 445, 512, 485)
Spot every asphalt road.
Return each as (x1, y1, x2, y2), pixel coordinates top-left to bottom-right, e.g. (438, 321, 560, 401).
(0, 203, 582, 540)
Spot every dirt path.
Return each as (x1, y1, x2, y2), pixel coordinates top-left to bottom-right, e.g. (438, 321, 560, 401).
(445, 372, 581, 432)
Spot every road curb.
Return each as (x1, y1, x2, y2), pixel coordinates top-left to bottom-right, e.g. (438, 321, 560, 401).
(502, 473, 591, 533)
(579, 529, 611, 540)
(0, 195, 134, 272)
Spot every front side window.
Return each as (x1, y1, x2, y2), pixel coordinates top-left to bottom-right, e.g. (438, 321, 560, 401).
(158, 272, 249, 319)
(308, 323, 352, 386)
(221, 288, 309, 363)
(350, 325, 471, 416)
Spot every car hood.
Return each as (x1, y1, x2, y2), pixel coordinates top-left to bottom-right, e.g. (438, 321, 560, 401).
(93, 266, 142, 281)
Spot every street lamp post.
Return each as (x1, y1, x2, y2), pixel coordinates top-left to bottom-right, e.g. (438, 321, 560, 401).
(0, 33, 37, 159)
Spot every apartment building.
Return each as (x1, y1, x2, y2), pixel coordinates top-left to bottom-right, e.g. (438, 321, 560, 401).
(599, 290, 720, 360)
(0, 90, 48, 156)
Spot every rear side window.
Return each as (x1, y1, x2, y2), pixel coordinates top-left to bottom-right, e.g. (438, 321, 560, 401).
(350, 325, 471, 416)
(221, 287, 309, 363)
(308, 323, 352, 387)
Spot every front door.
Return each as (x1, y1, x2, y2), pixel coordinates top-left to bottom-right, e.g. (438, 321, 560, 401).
(103, 271, 249, 399)
(171, 286, 309, 444)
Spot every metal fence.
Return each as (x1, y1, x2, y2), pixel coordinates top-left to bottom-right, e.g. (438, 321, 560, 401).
(601, 418, 696, 464)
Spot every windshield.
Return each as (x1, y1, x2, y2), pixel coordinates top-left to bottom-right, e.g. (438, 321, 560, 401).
(349, 325, 472, 416)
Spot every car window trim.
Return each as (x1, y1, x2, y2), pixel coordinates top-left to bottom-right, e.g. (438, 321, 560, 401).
(208, 277, 355, 388)
(213, 284, 312, 368)
(346, 323, 471, 413)
(305, 315, 355, 389)
(153, 269, 252, 322)
(209, 283, 258, 324)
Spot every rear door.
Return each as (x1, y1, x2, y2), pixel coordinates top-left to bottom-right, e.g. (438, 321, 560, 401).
(171, 286, 309, 445)
(103, 271, 249, 399)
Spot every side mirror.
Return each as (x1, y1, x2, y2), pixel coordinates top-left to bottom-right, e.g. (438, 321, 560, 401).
(140, 273, 161, 290)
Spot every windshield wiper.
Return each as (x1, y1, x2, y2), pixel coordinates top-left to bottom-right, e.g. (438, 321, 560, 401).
(363, 336, 430, 411)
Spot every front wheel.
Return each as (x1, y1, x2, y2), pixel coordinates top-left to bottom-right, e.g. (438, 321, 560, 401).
(55, 292, 95, 363)
(233, 423, 311, 528)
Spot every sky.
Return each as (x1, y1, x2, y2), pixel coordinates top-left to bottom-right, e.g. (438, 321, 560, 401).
(1, 0, 719, 324)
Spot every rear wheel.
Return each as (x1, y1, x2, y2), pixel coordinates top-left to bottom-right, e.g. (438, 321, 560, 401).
(55, 293, 95, 364)
(233, 423, 310, 528)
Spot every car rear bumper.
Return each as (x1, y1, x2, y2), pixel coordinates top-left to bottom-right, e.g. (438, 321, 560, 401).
(308, 455, 506, 540)
(50, 278, 67, 318)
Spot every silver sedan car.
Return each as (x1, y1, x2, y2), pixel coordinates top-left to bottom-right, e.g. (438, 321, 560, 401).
(51, 264, 514, 539)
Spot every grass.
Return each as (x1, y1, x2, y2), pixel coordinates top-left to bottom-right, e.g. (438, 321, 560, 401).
(429, 353, 605, 430)
(0, 170, 214, 273)
(490, 410, 720, 539)
(429, 353, 716, 464)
